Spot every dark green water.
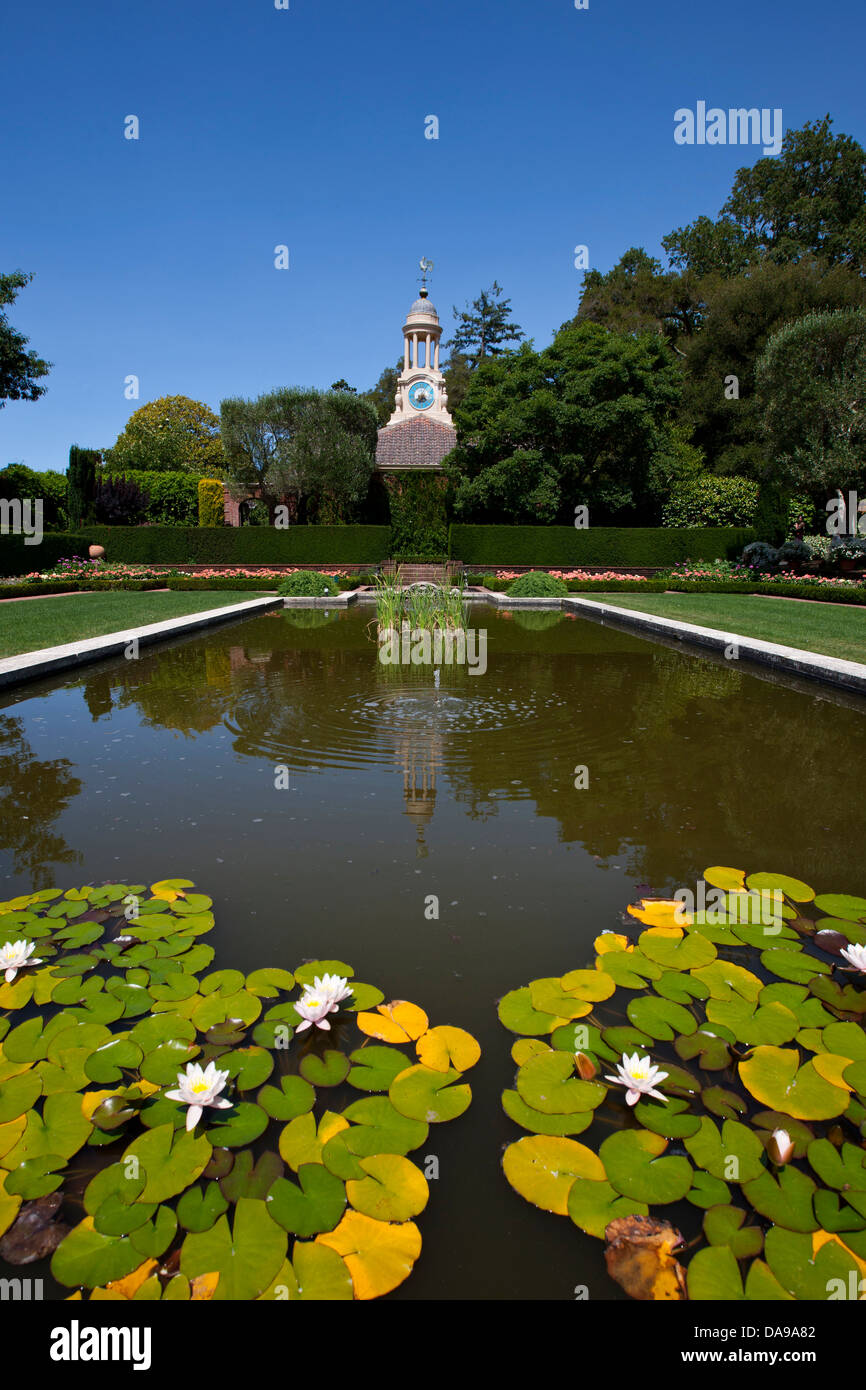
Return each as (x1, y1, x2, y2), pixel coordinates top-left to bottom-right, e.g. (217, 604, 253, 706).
(2, 602, 865, 1299)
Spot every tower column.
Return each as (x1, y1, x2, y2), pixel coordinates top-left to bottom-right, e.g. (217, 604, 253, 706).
(425, 333, 431, 369)
(412, 333, 419, 367)
(404, 335, 410, 371)
(434, 338, 440, 370)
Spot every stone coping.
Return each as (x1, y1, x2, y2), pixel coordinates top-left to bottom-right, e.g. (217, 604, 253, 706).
(563, 595, 866, 697)
(281, 592, 358, 608)
(0, 596, 283, 690)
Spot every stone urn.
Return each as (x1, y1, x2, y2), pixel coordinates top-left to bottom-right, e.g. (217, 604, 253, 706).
(88, 545, 105, 562)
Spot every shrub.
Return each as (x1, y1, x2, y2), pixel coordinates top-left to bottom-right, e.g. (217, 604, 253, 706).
(804, 533, 832, 561)
(91, 476, 151, 525)
(507, 571, 569, 597)
(67, 445, 100, 527)
(99, 470, 198, 525)
(277, 570, 340, 597)
(777, 538, 812, 568)
(0, 464, 67, 528)
(742, 540, 780, 572)
(661, 474, 759, 528)
(198, 478, 225, 528)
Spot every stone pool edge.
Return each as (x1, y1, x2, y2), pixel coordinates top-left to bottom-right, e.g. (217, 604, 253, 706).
(0, 596, 284, 690)
(562, 595, 866, 696)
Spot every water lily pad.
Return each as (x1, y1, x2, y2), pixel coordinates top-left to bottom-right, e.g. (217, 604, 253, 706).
(702, 1086, 748, 1120)
(279, 1112, 349, 1169)
(245, 967, 296, 998)
(140, 1038, 201, 1086)
(502, 1135, 604, 1214)
(703, 1205, 763, 1259)
(527, 977, 593, 1020)
(683, 1117, 765, 1183)
(181, 1197, 287, 1300)
(639, 929, 717, 970)
(51, 1217, 143, 1289)
(4, 1154, 66, 1200)
(813, 893, 866, 922)
(686, 1170, 732, 1209)
(739, 1046, 850, 1120)
(501, 1089, 593, 1136)
(566, 1177, 648, 1237)
(596, 951, 662, 989)
(389, 1064, 471, 1123)
(316, 1209, 421, 1300)
(627, 996, 697, 1041)
(692, 959, 762, 1002)
(764, 1227, 861, 1300)
(258, 1075, 315, 1122)
(746, 871, 815, 903)
(634, 1095, 701, 1139)
(742, 1165, 818, 1231)
(686, 1244, 744, 1300)
(497, 986, 561, 1035)
(258, 1241, 353, 1300)
(299, 1050, 351, 1088)
(515, 1051, 605, 1116)
(357, 1001, 429, 1044)
(222, 1046, 274, 1091)
(347, 1045, 411, 1092)
(653, 970, 710, 1005)
(705, 995, 799, 1046)
(84, 1037, 144, 1084)
(267, 1165, 347, 1236)
(703, 866, 746, 891)
(674, 1030, 730, 1070)
(599, 1130, 693, 1204)
(122, 1124, 211, 1203)
(320, 1131, 367, 1181)
(218, 1149, 284, 1204)
(293, 960, 354, 986)
(176, 1180, 229, 1232)
(415, 1026, 480, 1073)
(341, 1097, 427, 1157)
(760, 947, 830, 985)
(0, 1071, 42, 1123)
(206, 1102, 267, 1148)
(7, 1090, 92, 1163)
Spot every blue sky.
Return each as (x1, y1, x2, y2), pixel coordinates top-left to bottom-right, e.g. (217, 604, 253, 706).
(2, 0, 864, 472)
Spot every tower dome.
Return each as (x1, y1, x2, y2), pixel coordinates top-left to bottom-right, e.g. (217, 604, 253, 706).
(375, 268, 456, 470)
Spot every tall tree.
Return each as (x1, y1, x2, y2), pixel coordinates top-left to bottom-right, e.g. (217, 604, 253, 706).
(447, 282, 524, 369)
(665, 117, 866, 277)
(66, 445, 101, 528)
(220, 388, 378, 523)
(574, 247, 705, 347)
(0, 272, 51, 408)
(756, 308, 866, 494)
(360, 361, 403, 426)
(446, 323, 681, 524)
(680, 260, 866, 472)
(105, 396, 223, 476)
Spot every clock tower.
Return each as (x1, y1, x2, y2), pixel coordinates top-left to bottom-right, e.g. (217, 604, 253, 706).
(375, 265, 456, 471)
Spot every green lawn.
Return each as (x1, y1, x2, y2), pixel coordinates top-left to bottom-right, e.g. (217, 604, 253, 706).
(0, 591, 266, 658)
(579, 592, 866, 664)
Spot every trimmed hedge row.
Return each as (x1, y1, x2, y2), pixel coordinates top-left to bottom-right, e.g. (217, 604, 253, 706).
(73, 526, 392, 564)
(0, 533, 91, 577)
(478, 576, 866, 605)
(449, 525, 757, 567)
(0, 580, 166, 600)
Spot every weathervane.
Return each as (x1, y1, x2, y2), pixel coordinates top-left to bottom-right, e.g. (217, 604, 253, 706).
(418, 257, 434, 290)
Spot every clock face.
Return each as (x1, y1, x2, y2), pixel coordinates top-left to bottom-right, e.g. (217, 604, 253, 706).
(408, 381, 435, 411)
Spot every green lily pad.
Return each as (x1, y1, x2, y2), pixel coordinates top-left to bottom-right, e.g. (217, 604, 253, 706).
(497, 987, 560, 1036)
(687, 1245, 744, 1300)
(683, 1117, 765, 1183)
(218, 1149, 284, 1204)
(246, 967, 296, 998)
(4, 1154, 66, 1199)
(515, 1051, 605, 1116)
(267, 1165, 347, 1236)
(702, 1086, 748, 1120)
(760, 947, 830, 985)
(566, 1177, 648, 1237)
(653, 971, 710, 1005)
(674, 1030, 731, 1070)
(345, 1153, 427, 1224)
(176, 1180, 230, 1232)
(634, 1095, 701, 1139)
(389, 1064, 472, 1123)
(84, 1037, 144, 1084)
(692, 959, 762, 1002)
(686, 1170, 732, 1209)
(122, 1123, 211, 1203)
(703, 1204, 763, 1259)
(706, 996, 799, 1046)
(347, 1045, 411, 1091)
(205, 1102, 267, 1148)
(813, 894, 866, 922)
(293, 960, 354, 985)
(764, 1226, 861, 1300)
(627, 996, 697, 1041)
(258, 1075, 316, 1122)
(742, 1165, 818, 1231)
(222, 1046, 274, 1091)
(51, 1219, 144, 1289)
(140, 1038, 201, 1085)
(341, 1097, 428, 1157)
(596, 950, 663, 989)
(599, 1129, 693, 1204)
(746, 872, 815, 903)
(501, 1089, 593, 1136)
(181, 1196, 288, 1300)
(639, 930, 716, 970)
(299, 1050, 351, 1088)
(739, 1046, 850, 1120)
(0, 1071, 43, 1124)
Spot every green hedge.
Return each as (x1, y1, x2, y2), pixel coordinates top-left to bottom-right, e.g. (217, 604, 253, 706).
(0, 579, 165, 599)
(198, 479, 225, 527)
(57, 526, 390, 565)
(449, 525, 757, 567)
(100, 470, 199, 525)
(0, 533, 91, 577)
(165, 578, 277, 592)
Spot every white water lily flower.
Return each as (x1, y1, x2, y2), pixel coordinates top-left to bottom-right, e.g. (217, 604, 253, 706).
(294, 990, 337, 1032)
(165, 1061, 232, 1131)
(312, 974, 353, 1009)
(840, 943, 866, 973)
(768, 1128, 794, 1165)
(605, 1051, 669, 1107)
(0, 939, 43, 983)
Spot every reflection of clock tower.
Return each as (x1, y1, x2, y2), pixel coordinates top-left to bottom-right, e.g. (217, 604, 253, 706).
(375, 274, 456, 471)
